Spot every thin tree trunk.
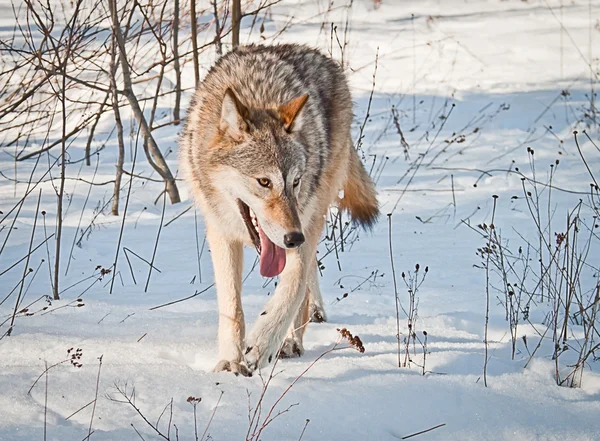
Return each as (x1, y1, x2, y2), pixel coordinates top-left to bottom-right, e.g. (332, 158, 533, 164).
(109, 35, 125, 216)
(232, 0, 241, 48)
(173, 0, 181, 123)
(190, 0, 200, 88)
(213, 0, 222, 57)
(109, 0, 181, 204)
(54, 53, 68, 301)
(52, 0, 84, 301)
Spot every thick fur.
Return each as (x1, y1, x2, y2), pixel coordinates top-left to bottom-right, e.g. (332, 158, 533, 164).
(180, 44, 379, 375)
(340, 148, 379, 229)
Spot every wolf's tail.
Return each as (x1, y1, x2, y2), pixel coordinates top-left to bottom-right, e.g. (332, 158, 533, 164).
(339, 147, 380, 229)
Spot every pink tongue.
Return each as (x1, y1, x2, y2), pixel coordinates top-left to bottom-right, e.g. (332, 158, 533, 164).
(258, 226, 286, 278)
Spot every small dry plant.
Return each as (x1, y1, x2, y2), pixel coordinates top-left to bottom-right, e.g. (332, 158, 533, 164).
(388, 208, 431, 373)
(105, 328, 365, 440)
(246, 327, 365, 441)
(399, 264, 429, 373)
(473, 136, 600, 387)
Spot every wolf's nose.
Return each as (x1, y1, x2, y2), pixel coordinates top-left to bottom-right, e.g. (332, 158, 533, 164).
(284, 232, 305, 248)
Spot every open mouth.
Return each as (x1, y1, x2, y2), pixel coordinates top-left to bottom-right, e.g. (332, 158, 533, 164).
(237, 200, 286, 278)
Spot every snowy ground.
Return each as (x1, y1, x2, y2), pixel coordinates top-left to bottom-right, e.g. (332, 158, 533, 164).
(2, 0, 600, 440)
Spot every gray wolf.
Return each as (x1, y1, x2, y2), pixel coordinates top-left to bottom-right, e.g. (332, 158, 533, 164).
(180, 44, 378, 376)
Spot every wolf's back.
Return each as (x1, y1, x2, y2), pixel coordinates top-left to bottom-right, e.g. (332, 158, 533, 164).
(201, 44, 350, 112)
(189, 43, 353, 153)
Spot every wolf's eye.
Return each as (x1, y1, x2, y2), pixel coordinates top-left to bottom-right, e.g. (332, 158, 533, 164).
(257, 178, 271, 188)
(293, 177, 301, 187)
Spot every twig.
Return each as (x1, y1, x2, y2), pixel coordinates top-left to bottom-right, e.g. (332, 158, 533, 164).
(85, 92, 110, 166)
(29, 359, 68, 395)
(164, 206, 192, 227)
(355, 47, 378, 155)
(124, 248, 137, 284)
(109, 383, 169, 441)
(66, 154, 100, 276)
(401, 423, 446, 439)
(86, 355, 103, 441)
(0, 234, 54, 278)
(149, 285, 214, 311)
(194, 209, 205, 283)
(120, 313, 135, 323)
(123, 247, 162, 273)
(483, 195, 498, 387)
(574, 131, 599, 190)
(388, 213, 402, 367)
(200, 391, 224, 441)
(144, 188, 167, 292)
(44, 361, 48, 441)
(131, 423, 148, 441)
(7, 189, 42, 336)
(65, 400, 96, 421)
(297, 419, 310, 441)
(97, 313, 111, 324)
(109, 118, 140, 295)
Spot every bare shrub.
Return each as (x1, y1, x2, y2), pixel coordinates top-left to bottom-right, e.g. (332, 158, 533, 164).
(473, 139, 600, 387)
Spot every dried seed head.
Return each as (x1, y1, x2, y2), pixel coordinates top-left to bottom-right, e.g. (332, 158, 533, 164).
(337, 328, 365, 353)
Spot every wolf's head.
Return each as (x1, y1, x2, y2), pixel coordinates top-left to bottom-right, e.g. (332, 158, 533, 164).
(210, 88, 310, 278)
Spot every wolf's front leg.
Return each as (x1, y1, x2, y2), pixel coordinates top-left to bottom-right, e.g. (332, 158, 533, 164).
(308, 262, 327, 323)
(244, 249, 308, 371)
(207, 228, 249, 376)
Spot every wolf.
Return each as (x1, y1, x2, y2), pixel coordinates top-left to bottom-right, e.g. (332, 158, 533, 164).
(180, 44, 378, 376)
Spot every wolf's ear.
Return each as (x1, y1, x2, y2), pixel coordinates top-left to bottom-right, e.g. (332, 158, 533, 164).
(279, 94, 309, 132)
(220, 88, 248, 141)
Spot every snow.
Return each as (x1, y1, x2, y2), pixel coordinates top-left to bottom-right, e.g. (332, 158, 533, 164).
(1, 0, 600, 440)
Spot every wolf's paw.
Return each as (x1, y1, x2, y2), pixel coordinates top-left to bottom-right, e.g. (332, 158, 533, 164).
(279, 338, 304, 359)
(243, 335, 281, 372)
(309, 303, 327, 323)
(213, 360, 252, 377)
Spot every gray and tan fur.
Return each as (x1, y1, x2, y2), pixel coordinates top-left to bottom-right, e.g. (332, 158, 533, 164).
(180, 44, 378, 375)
